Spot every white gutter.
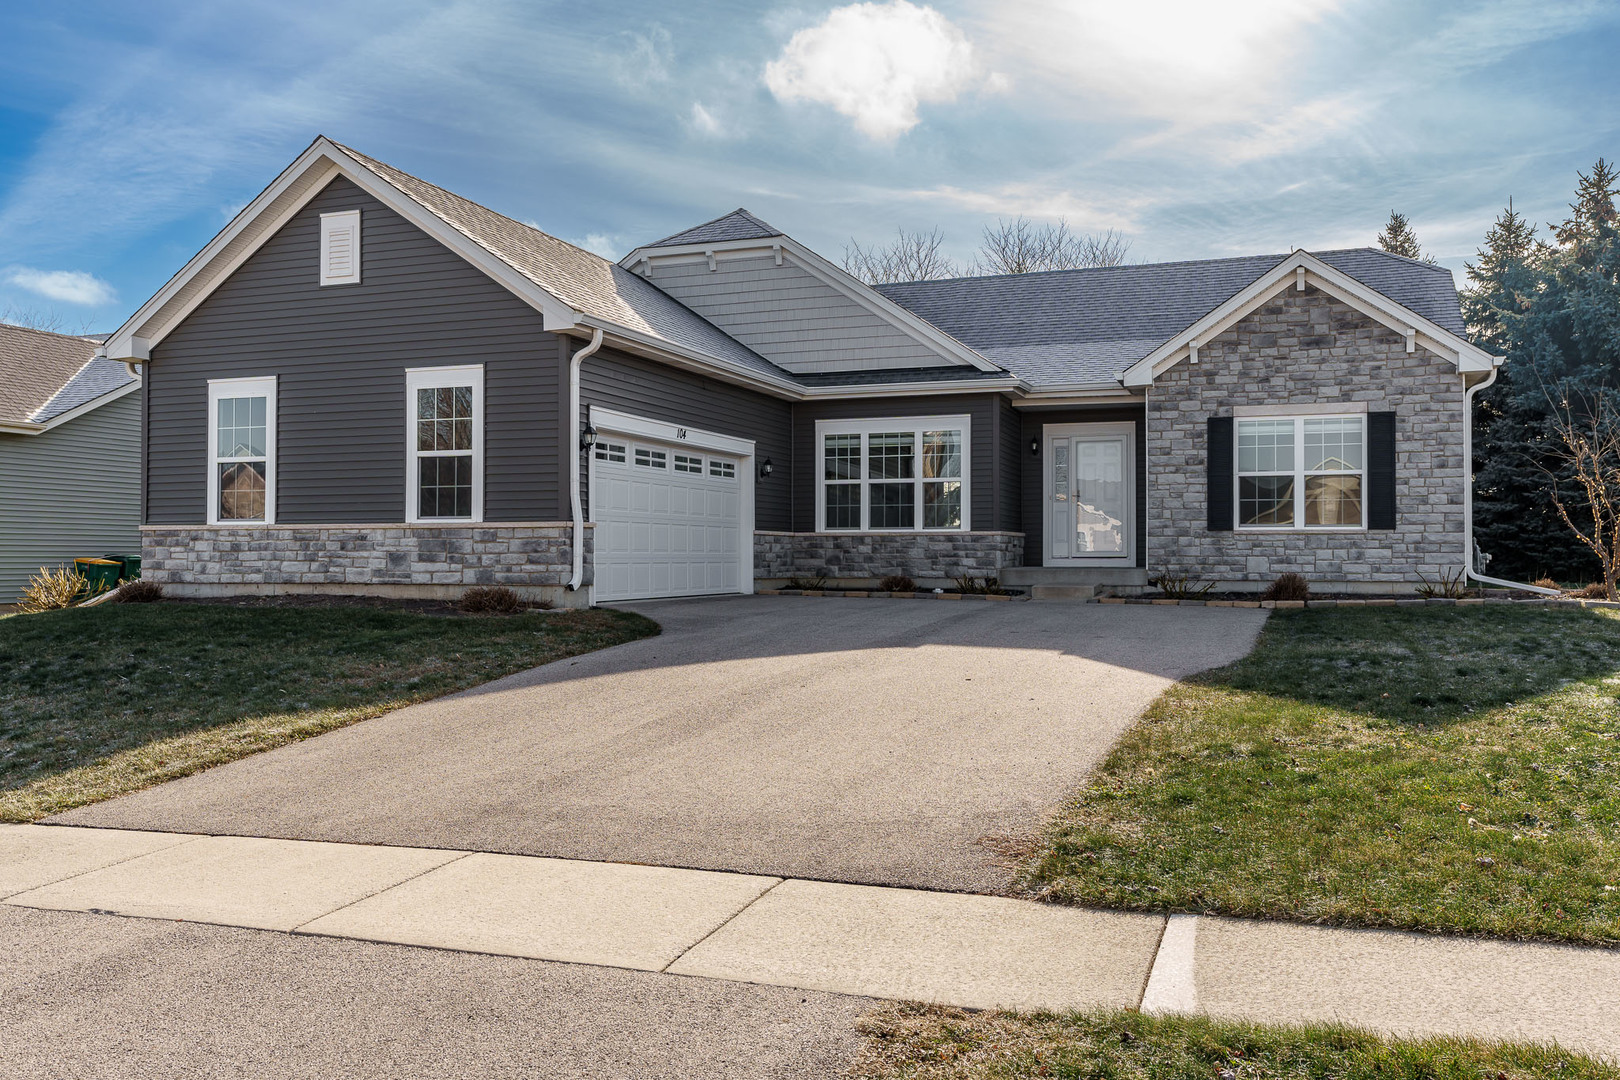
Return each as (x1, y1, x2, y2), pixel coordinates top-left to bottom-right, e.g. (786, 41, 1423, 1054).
(1462, 362, 1561, 596)
(566, 328, 605, 593)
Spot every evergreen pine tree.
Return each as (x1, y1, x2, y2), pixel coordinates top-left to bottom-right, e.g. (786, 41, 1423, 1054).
(1469, 159, 1620, 582)
(1376, 210, 1435, 263)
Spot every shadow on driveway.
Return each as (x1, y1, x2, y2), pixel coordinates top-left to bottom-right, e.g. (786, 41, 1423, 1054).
(53, 596, 1267, 893)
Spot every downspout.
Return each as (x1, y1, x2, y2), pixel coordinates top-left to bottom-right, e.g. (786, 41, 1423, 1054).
(1462, 362, 1560, 596)
(566, 327, 605, 592)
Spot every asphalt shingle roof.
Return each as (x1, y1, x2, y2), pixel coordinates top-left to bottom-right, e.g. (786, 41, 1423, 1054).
(645, 209, 784, 249)
(0, 323, 126, 425)
(875, 249, 1466, 388)
(331, 143, 793, 385)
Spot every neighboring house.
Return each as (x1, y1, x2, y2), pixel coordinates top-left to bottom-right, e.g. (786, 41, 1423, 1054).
(0, 323, 141, 602)
(102, 137, 1500, 605)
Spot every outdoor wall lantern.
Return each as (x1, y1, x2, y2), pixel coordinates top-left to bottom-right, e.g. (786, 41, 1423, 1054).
(1030, 437, 1040, 456)
(759, 457, 773, 478)
(580, 424, 598, 452)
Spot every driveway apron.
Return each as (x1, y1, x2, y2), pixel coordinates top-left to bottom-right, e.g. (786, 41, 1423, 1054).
(53, 597, 1266, 892)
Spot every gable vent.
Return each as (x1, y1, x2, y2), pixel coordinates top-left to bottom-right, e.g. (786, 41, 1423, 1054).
(319, 209, 361, 286)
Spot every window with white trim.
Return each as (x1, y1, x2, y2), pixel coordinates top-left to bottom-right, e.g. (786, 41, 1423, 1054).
(1237, 415, 1365, 529)
(817, 416, 970, 532)
(594, 441, 627, 464)
(406, 365, 482, 522)
(708, 459, 736, 479)
(319, 209, 361, 286)
(207, 377, 276, 524)
(673, 453, 703, 474)
(634, 447, 667, 469)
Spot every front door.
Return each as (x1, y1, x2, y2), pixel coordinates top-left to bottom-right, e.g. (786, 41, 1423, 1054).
(1044, 423, 1134, 565)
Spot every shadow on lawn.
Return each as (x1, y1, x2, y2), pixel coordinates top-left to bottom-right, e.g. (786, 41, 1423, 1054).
(1199, 604, 1620, 726)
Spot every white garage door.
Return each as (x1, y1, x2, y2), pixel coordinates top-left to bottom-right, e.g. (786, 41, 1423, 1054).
(591, 435, 744, 602)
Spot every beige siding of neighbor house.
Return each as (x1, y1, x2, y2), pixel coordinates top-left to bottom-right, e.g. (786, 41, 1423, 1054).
(646, 253, 960, 373)
(0, 391, 142, 602)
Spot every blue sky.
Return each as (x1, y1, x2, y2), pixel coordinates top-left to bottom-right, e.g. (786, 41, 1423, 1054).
(2, 0, 1617, 333)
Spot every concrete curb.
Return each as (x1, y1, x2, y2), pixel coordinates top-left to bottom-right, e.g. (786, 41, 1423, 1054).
(1096, 595, 1620, 610)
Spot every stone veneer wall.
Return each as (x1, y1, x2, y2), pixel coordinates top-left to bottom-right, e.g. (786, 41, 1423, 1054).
(754, 530, 1024, 585)
(142, 523, 592, 608)
(1147, 285, 1466, 590)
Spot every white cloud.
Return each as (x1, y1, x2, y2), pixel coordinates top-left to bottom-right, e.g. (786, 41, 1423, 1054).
(690, 102, 725, 137)
(5, 267, 116, 306)
(764, 1, 985, 140)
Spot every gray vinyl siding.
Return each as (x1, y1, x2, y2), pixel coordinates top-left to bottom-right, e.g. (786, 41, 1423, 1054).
(1017, 405, 1147, 567)
(791, 394, 1006, 532)
(147, 176, 562, 525)
(0, 392, 141, 602)
(997, 396, 1022, 534)
(581, 346, 793, 530)
(647, 254, 960, 374)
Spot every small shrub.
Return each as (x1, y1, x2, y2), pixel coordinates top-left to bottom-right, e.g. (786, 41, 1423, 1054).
(1416, 568, 1469, 599)
(1532, 577, 1560, 591)
(878, 575, 916, 593)
(459, 585, 522, 613)
(1261, 572, 1310, 602)
(786, 574, 829, 591)
(18, 565, 86, 614)
(112, 579, 164, 603)
(1151, 575, 1214, 600)
(952, 575, 1008, 595)
(1570, 581, 1615, 600)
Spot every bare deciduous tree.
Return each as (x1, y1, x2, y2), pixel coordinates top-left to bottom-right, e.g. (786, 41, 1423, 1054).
(1542, 390, 1620, 600)
(0, 304, 97, 336)
(842, 227, 960, 284)
(971, 217, 1131, 275)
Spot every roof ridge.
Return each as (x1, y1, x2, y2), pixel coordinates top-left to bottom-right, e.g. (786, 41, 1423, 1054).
(329, 139, 622, 272)
(645, 207, 784, 248)
(0, 320, 101, 343)
(1314, 246, 1454, 274)
(878, 251, 1294, 289)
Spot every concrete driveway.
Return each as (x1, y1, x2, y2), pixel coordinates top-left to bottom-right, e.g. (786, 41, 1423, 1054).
(55, 596, 1266, 892)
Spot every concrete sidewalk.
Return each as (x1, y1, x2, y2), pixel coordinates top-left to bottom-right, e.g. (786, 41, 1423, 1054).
(6, 823, 1620, 1061)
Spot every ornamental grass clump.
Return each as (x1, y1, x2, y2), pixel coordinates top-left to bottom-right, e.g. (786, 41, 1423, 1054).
(112, 580, 164, 604)
(17, 565, 86, 614)
(878, 575, 916, 592)
(459, 586, 523, 613)
(1261, 571, 1310, 602)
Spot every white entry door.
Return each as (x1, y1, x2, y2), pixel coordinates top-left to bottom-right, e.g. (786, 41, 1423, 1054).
(591, 435, 745, 601)
(1044, 423, 1134, 564)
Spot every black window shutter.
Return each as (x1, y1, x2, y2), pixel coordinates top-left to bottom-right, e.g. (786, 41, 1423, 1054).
(1368, 411, 1397, 530)
(1207, 416, 1234, 531)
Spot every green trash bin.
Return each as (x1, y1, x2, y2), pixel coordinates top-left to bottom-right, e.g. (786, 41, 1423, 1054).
(75, 558, 121, 597)
(102, 554, 142, 581)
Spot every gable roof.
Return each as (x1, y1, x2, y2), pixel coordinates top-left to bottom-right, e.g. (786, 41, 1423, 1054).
(646, 208, 783, 249)
(105, 137, 798, 395)
(0, 323, 133, 429)
(875, 249, 1469, 390)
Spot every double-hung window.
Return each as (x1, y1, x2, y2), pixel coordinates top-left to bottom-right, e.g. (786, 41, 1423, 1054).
(1236, 415, 1365, 529)
(406, 365, 483, 523)
(817, 416, 970, 532)
(207, 376, 276, 524)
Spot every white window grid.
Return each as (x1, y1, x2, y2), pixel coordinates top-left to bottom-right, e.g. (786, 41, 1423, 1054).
(405, 364, 483, 524)
(814, 416, 971, 533)
(1235, 414, 1366, 530)
(206, 376, 277, 525)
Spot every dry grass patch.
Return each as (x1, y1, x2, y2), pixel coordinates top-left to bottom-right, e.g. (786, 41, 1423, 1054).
(1027, 606, 1620, 945)
(0, 602, 656, 820)
(850, 1003, 1618, 1080)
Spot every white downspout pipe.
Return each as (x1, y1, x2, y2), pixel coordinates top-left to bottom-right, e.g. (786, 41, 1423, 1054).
(1463, 362, 1560, 596)
(566, 327, 605, 593)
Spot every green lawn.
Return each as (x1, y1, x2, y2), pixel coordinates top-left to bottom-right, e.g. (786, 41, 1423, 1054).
(1026, 605, 1620, 946)
(0, 601, 657, 821)
(851, 1004, 1616, 1080)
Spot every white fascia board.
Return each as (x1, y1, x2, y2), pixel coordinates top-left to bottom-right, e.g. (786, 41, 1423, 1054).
(624, 235, 1003, 374)
(1013, 386, 1142, 407)
(591, 406, 756, 457)
(1119, 250, 1498, 387)
(573, 318, 803, 400)
(3, 379, 141, 435)
(105, 138, 583, 362)
(798, 377, 1026, 398)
